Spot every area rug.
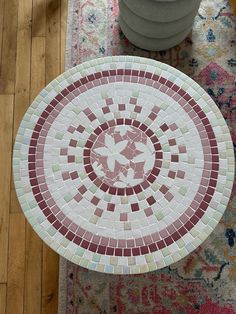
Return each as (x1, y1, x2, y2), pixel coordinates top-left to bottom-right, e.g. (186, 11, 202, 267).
(59, 0, 236, 313)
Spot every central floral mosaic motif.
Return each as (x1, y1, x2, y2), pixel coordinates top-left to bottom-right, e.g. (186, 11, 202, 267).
(90, 125, 155, 187)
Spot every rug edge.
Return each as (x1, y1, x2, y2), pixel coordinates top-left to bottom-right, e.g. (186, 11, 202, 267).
(58, 257, 68, 314)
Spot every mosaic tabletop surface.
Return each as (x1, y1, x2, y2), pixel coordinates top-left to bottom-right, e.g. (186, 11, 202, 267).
(13, 56, 234, 274)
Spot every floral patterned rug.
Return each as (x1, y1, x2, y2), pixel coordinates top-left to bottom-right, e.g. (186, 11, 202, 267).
(59, 0, 236, 313)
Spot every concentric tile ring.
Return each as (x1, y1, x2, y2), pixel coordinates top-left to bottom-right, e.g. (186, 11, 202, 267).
(13, 56, 234, 274)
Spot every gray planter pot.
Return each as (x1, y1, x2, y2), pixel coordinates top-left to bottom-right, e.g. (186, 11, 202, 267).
(119, 15, 192, 51)
(119, 0, 200, 38)
(123, 0, 201, 22)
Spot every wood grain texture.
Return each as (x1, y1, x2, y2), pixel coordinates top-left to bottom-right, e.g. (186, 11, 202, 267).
(0, 284, 7, 314)
(0, 0, 4, 64)
(0, 0, 18, 93)
(24, 224, 42, 314)
(23, 36, 45, 314)
(32, 0, 46, 36)
(46, 0, 61, 82)
(30, 36, 46, 101)
(6, 213, 25, 314)
(13, 0, 32, 139)
(0, 95, 14, 283)
(41, 2, 62, 313)
(42, 247, 59, 314)
(61, 0, 68, 71)
(10, 0, 32, 214)
(1, 0, 68, 311)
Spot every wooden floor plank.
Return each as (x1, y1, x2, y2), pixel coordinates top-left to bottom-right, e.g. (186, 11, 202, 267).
(42, 247, 59, 314)
(10, 0, 33, 214)
(0, 0, 5, 64)
(60, 0, 68, 71)
(13, 0, 33, 139)
(30, 36, 46, 101)
(6, 213, 25, 314)
(23, 36, 45, 314)
(41, 1, 61, 313)
(0, 284, 7, 314)
(2, 0, 68, 312)
(0, 95, 14, 283)
(32, 0, 46, 37)
(0, 0, 18, 94)
(45, 0, 61, 82)
(24, 224, 42, 314)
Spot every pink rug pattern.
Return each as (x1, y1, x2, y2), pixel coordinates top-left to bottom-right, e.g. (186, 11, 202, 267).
(59, 0, 236, 313)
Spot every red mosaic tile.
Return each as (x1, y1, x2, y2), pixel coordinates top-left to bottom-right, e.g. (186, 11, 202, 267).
(131, 203, 140, 212)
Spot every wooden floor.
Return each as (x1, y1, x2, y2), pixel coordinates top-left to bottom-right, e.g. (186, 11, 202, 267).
(0, 0, 68, 313)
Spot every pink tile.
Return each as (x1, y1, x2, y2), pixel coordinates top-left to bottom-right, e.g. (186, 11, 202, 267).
(148, 112, 157, 121)
(179, 214, 189, 223)
(118, 239, 126, 248)
(168, 138, 176, 146)
(67, 155, 75, 163)
(143, 235, 152, 245)
(130, 97, 137, 105)
(176, 170, 185, 179)
(147, 196, 156, 205)
(160, 123, 169, 132)
(94, 208, 103, 217)
(195, 194, 204, 204)
(166, 225, 176, 235)
(60, 148, 68, 156)
(109, 238, 117, 247)
(166, 89, 175, 97)
(171, 155, 179, 162)
(84, 232, 93, 241)
(168, 171, 176, 179)
(106, 98, 113, 105)
(198, 186, 207, 195)
(91, 196, 100, 205)
(131, 203, 139, 212)
(178, 145, 187, 153)
(69, 139, 77, 147)
(92, 235, 100, 244)
(152, 232, 160, 242)
(74, 193, 82, 202)
(160, 229, 169, 238)
(127, 239, 135, 247)
(62, 172, 70, 180)
(169, 123, 178, 131)
(107, 203, 115, 211)
(190, 200, 199, 210)
(173, 219, 182, 229)
(69, 223, 78, 233)
(185, 207, 194, 217)
(144, 207, 153, 217)
(57, 212, 66, 221)
(135, 238, 144, 246)
(134, 106, 142, 113)
(165, 192, 174, 202)
(160, 185, 169, 194)
(118, 104, 125, 111)
(120, 213, 128, 221)
(100, 237, 109, 246)
(76, 227, 86, 237)
(160, 85, 168, 93)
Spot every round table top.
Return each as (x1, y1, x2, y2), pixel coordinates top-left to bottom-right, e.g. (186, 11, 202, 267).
(13, 56, 234, 274)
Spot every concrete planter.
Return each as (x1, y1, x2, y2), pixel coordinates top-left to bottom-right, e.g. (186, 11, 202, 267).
(119, 16, 192, 51)
(123, 0, 201, 22)
(119, 0, 200, 38)
(119, 0, 201, 50)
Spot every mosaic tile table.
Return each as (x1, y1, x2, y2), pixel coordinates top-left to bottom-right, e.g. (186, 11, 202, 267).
(13, 56, 234, 275)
